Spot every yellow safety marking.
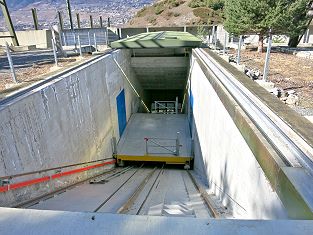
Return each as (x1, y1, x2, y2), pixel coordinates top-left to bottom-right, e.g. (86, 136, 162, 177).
(116, 155, 193, 164)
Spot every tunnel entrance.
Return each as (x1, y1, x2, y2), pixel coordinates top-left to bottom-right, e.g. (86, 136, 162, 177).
(130, 48, 190, 114)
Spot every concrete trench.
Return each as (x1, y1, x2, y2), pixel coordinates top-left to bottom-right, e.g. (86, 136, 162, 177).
(0, 48, 312, 226)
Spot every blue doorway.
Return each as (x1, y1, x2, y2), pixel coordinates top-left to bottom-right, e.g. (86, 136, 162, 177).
(116, 89, 127, 137)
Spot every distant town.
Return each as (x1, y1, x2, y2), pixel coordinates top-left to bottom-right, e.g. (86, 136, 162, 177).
(0, 0, 154, 31)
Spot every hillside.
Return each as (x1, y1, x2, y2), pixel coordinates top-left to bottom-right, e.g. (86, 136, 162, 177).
(128, 0, 224, 27)
(0, 0, 154, 31)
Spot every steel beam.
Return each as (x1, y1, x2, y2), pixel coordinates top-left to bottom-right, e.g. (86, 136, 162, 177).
(0, 0, 19, 46)
(66, 0, 73, 30)
(31, 8, 39, 30)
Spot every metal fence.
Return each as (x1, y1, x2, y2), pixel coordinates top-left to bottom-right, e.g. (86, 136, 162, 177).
(61, 28, 119, 46)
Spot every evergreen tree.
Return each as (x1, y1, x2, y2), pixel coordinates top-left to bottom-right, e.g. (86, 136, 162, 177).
(224, 0, 312, 51)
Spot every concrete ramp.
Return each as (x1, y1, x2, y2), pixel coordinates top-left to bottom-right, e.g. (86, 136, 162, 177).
(116, 113, 192, 165)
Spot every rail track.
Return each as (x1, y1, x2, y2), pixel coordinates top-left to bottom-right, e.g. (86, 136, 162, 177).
(194, 48, 313, 176)
(24, 164, 215, 218)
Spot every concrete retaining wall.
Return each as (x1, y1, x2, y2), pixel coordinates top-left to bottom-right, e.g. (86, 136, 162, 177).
(0, 30, 52, 49)
(189, 58, 288, 219)
(0, 49, 139, 206)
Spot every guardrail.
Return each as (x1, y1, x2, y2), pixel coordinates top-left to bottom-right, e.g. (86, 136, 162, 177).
(0, 159, 116, 193)
(144, 132, 181, 156)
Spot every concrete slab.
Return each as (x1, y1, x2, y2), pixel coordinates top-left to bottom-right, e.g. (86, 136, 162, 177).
(117, 113, 192, 157)
(29, 169, 138, 212)
(0, 207, 312, 235)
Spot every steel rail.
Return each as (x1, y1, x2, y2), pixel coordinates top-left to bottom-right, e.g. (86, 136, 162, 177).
(194, 48, 313, 175)
(136, 165, 164, 215)
(0, 49, 114, 107)
(93, 164, 144, 212)
(89, 166, 133, 184)
(186, 171, 219, 218)
(14, 167, 121, 208)
(117, 167, 158, 214)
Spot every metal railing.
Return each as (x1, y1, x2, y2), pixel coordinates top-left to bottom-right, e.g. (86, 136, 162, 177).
(144, 132, 181, 156)
(151, 97, 179, 114)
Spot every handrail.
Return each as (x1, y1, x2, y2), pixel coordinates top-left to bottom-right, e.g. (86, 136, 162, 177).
(0, 158, 114, 180)
(0, 159, 116, 193)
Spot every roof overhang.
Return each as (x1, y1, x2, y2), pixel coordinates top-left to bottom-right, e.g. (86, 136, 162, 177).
(110, 31, 202, 49)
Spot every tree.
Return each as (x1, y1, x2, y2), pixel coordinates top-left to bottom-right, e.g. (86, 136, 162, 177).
(224, 0, 312, 52)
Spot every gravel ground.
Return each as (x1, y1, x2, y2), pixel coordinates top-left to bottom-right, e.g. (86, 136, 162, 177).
(0, 55, 92, 99)
(229, 48, 313, 115)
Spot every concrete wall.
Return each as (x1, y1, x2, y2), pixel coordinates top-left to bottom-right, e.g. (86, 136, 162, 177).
(0, 30, 52, 49)
(189, 58, 288, 219)
(0, 49, 139, 206)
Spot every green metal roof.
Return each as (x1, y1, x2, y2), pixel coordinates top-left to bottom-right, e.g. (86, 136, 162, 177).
(110, 31, 202, 49)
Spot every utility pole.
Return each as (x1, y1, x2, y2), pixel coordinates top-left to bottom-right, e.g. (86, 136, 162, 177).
(66, 0, 73, 30)
(0, 0, 19, 46)
(90, 15, 93, 28)
(58, 11, 64, 31)
(76, 13, 81, 29)
(31, 8, 39, 30)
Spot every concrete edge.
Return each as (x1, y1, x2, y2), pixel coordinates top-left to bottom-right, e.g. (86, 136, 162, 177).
(0, 207, 313, 235)
(193, 51, 313, 219)
(0, 50, 115, 110)
(205, 49, 313, 149)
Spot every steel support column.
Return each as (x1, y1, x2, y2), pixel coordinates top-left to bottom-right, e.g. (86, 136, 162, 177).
(0, 0, 19, 46)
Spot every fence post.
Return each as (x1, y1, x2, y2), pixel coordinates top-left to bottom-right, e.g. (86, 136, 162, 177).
(145, 138, 149, 155)
(237, 35, 243, 65)
(93, 33, 97, 51)
(77, 34, 82, 57)
(214, 26, 217, 49)
(100, 16, 103, 28)
(223, 31, 227, 55)
(263, 29, 272, 81)
(90, 15, 93, 28)
(5, 42, 17, 83)
(176, 132, 180, 156)
(76, 13, 81, 29)
(62, 32, 67, 46)
(73, 31, 77, 49)
(88, 31, 91, 46)
(51, 39, 58, 66)
(210, 25, 215, 44)
(32, 8, 39, 30)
